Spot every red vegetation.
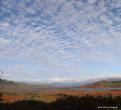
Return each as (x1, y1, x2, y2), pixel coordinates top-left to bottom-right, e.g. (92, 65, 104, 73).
(2, 95, 24, 103)
(2, 90, 121, 103)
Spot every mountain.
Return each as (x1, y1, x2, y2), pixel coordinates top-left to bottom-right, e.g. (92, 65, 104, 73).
(0, 79, 30, 93)
(81, 78, 121, 88)
(0, 79, 15, 85)
(1, 77, 121, 94)
(0, 79, 53, 93)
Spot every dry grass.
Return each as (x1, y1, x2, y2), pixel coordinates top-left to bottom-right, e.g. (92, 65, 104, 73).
(2, 89, 121, 103)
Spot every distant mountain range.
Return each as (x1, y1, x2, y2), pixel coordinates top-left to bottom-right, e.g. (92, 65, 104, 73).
(80, 78, 121, 88)
(46, 78, 121, 87)
(0, 78, 121, 93)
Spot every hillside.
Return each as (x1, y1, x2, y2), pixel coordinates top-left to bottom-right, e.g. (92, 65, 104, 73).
(1, 78, 121, 94)
(81, 79, 121, 88)
(0, 79, 55, 94)
(0, 79, 31, 93)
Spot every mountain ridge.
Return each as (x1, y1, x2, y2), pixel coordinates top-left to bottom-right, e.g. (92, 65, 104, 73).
(81, 78, 121, 88)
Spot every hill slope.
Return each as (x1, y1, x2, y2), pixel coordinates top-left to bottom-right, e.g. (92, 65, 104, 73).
(81, 79, 121, 88)
(0, 79, 55, 94)
(0, 79, 32, 93)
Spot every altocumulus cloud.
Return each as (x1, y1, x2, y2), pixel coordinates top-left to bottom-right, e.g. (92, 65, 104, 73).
(1, 0, 121, 81)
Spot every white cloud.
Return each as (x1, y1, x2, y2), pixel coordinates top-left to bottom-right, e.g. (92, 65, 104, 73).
(0, 37, 10, 45)
(1, 0, 121, 81)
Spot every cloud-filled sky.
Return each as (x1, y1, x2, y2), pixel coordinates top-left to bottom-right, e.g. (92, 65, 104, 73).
(0, 0, 121, 82)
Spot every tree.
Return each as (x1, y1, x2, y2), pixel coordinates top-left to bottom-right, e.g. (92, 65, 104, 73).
(0, 71, 4, 102)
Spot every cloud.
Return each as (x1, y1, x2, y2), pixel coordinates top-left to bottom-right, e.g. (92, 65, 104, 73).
(2, 64, 38, 81)
(0, 37, 10, 45)
(1, 0, 121, 81)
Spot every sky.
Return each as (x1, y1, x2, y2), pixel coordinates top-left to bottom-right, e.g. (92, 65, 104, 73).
(0, 0, 121, 82)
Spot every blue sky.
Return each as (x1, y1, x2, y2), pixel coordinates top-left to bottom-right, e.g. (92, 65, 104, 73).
(0, 0, 121, 82)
